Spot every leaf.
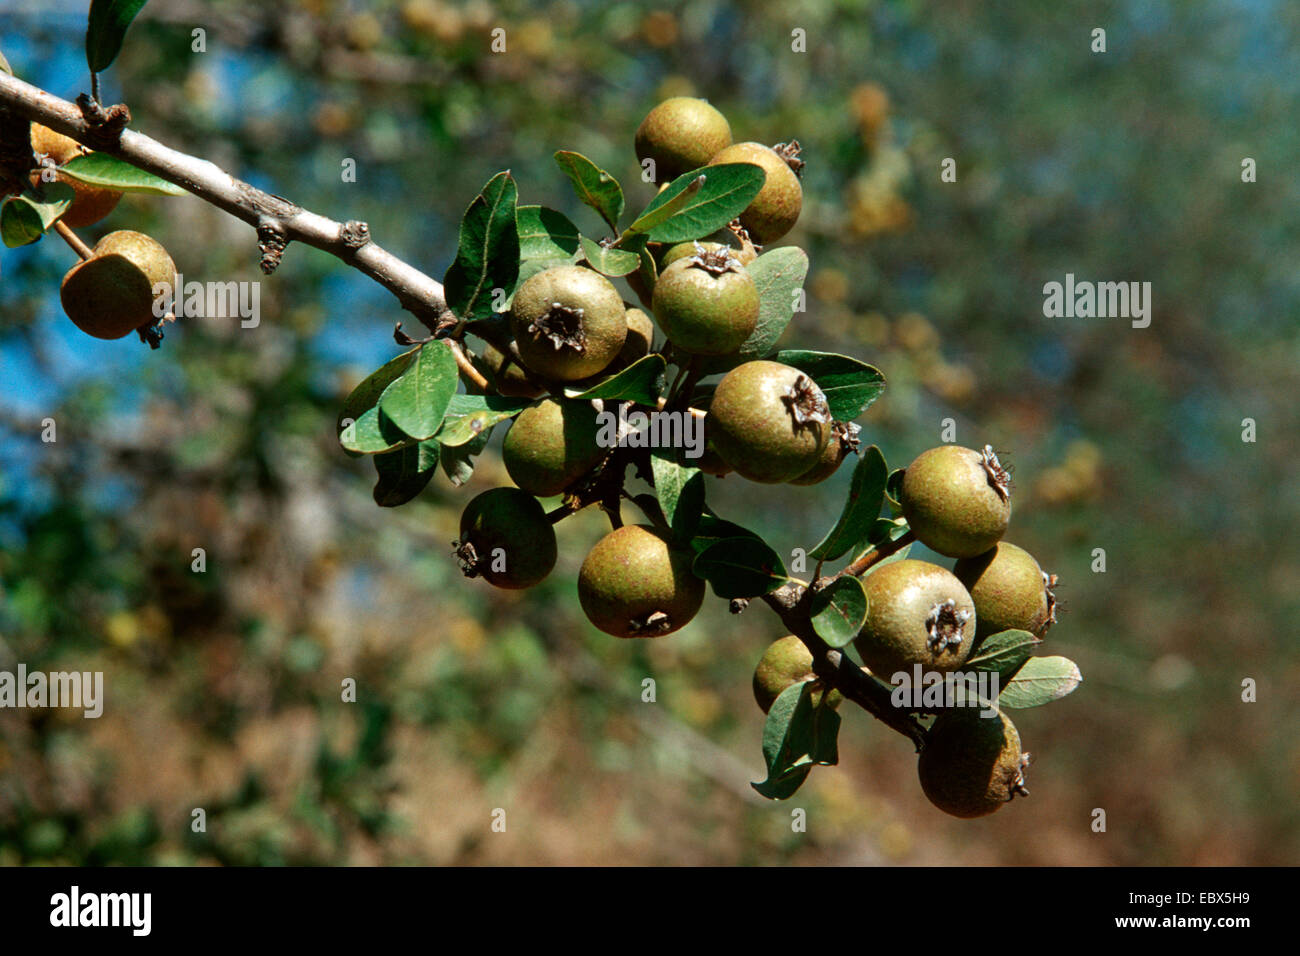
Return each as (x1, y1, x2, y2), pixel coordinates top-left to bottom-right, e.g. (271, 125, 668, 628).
(885, 467, 906, 508)
(847, 516, 912, 569)
(440, 428, 493, 486)
(688, 511, 763, 554)
(651, 450, 705, 543)
(377, 340, 459, 441)
(809, 445, 888, 562)
(0, 49, 12, 75)
(580, 236, 641, 277)
(516, 204, 581, 261)
(774, 350, 887, 421)
(554, 150, 624, 232)
(443, 171, 519, 322)
(699, 247, 810, 374)
(966, 629, 1042, 682)
(86, 0, 150, 73)
(998, 656, 1083, 709)
(693, 536, 787, 599)
(373, 441, 440, 507)
(639, 163, 767, 244)
(810, 576, 869, 648)
(58, 153, 187, 196)
(337, 349, 418, 454)
(0, 185, 75, 247)
(752, 683, 841, 800)
(565, 354, 667, 404)
(435, 393, 531, 447)
(340, 405, 415, 456)
(624, 174, 704, 236)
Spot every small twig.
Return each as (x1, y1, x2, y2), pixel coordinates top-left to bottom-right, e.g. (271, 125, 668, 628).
(447, 339, 490, 391)
(54, 220, 94, 260)
(838, 530, 916, 579)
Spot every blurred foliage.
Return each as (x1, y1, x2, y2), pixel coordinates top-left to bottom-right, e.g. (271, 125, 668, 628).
(0, 0, 1297, 864)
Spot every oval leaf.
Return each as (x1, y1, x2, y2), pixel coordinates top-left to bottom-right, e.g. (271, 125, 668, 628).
(86, 0, 150, 73)
(554, 150, 623, 232)
(966, 629, 1042, 681)
(337, 348, 418, 449)
(517, 204, 581, 261)
(774, 350, 887, 421)
(810, 576, 869, 648)
(625, 174, 704, 236)
(810, 445, 888, 562)
(580, 236, 641, 277)
(373, 441, 440, 507)
(58, 153, 187, 196)
(340, 405, 415, 455)
(435, 393, 530, 447)
(641, 163, 766, 244)
(651, 450, 705, 543)
(998, 655, 1083, 709)
(693, 536, 787, 599)
(1, 185, 74, 247)
(443, 171, 519, 322)
(565, 354, 667, 404)
(753, 682, 840, 799)
(440, 428, 493, 487)
(377, 340, 459, 441)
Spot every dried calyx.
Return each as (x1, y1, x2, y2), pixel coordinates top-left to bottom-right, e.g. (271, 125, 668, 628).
(925, 598, 970, 652)
(687, 242, 744, 277)
(773, 140, 805, 177)
(783, 374, 831, 428)
(529, 302, 588, 352)
(981, 443, 1012, 501)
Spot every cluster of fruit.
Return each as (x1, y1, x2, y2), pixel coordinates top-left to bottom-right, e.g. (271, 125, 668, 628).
(16, 123, 178, 341)
(753, 443, 1059, 817)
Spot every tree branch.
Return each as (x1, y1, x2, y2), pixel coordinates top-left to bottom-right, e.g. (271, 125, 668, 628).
(0, 71, 452, 331)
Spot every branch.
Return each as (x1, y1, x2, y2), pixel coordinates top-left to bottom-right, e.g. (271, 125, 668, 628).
(0, 71, 452, 331)
(761, 581, 928, 751)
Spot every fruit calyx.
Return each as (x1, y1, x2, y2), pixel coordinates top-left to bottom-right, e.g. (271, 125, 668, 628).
(925, 598, 971, 652)
(452, 539, 483, 578)
(981, 443, 1012, 502)
(833, 420, 862, 453)
(782, 374, 830, 428)
(1008, 752, 1032, 801)
(1043, 571, 1060, 631)
(529, 302, 588, 353)
(628, 609, 674, 637)
(686, 242, 743, 277)
(773, 140, 805, 177)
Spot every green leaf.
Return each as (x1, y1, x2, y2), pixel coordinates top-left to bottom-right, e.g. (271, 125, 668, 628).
(809, 445, 888, 562)
(693, 536, 787, 599)
(443, 171, 520, 322)
(638, 163, 766, 244)
(440, 428, 493, 486)
(337, 349, 418, 455)
(554, 150, 624, 232)
(651, 450, 705, 543)
(774, 350, 887, 421)
(884, 467, 906, 508)
(966, 629, 1042, 682)
(0, 49, 12, 75)
(340, 405, 415, 456)
(377, 340, 459, 441)
(752, 683, 841, 800)
(688, 511, 764, 554)
(998, 656, 1083, 709)
(580, 236, 641, 277)
(58, 153, 187, 196)
(847, 516, 912, 569)
(810, 576, 869, 648)
(0, 185, 75, 247)
(564, 354, 667, 404)
(435, 393, 531, 447)
(516, 204, 581, 261)
(624, 174, 705, 236)
(373, 441, 440, 507)
(699, 247, 810, 375)
(86, 0, 150, 73)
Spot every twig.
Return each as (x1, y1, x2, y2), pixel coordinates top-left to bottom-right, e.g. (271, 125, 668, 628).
(54, 220, 93, 260)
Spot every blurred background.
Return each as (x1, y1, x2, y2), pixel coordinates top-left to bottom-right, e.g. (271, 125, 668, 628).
(0, 0, 1296, 865)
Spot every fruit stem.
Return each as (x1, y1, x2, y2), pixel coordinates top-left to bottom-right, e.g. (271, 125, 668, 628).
(446, 339, 490, 391)
(54, 220, 94, 261)
(838, 529, 916, 579)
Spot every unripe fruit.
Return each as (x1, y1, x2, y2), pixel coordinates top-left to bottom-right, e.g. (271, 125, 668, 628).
(577, 524, 705, 637)
(953, 542, 1058, 642)
(696, 439, 733, 477)
(502, 397, 606, 497)
(510, 265, 627, 381)
(604, 305, 654, 372)
(482, 342, 545, 398)
(752, 635, 843, 714)
(634, 97, 732, 183)
(59, 230, 177, 340)
(918, 709, 1030, 818)
(659, 240, 725, 270)
(853, 559, 976, 679)
(790, 421, 861, 486)
(455, 488, 557, 589)
(652, 247, 758, 356)
(707, 360, 830, 483)
(708, 142, 802, 244)
(899, 444, 1012, 558)
(30, 124, 122, 228)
